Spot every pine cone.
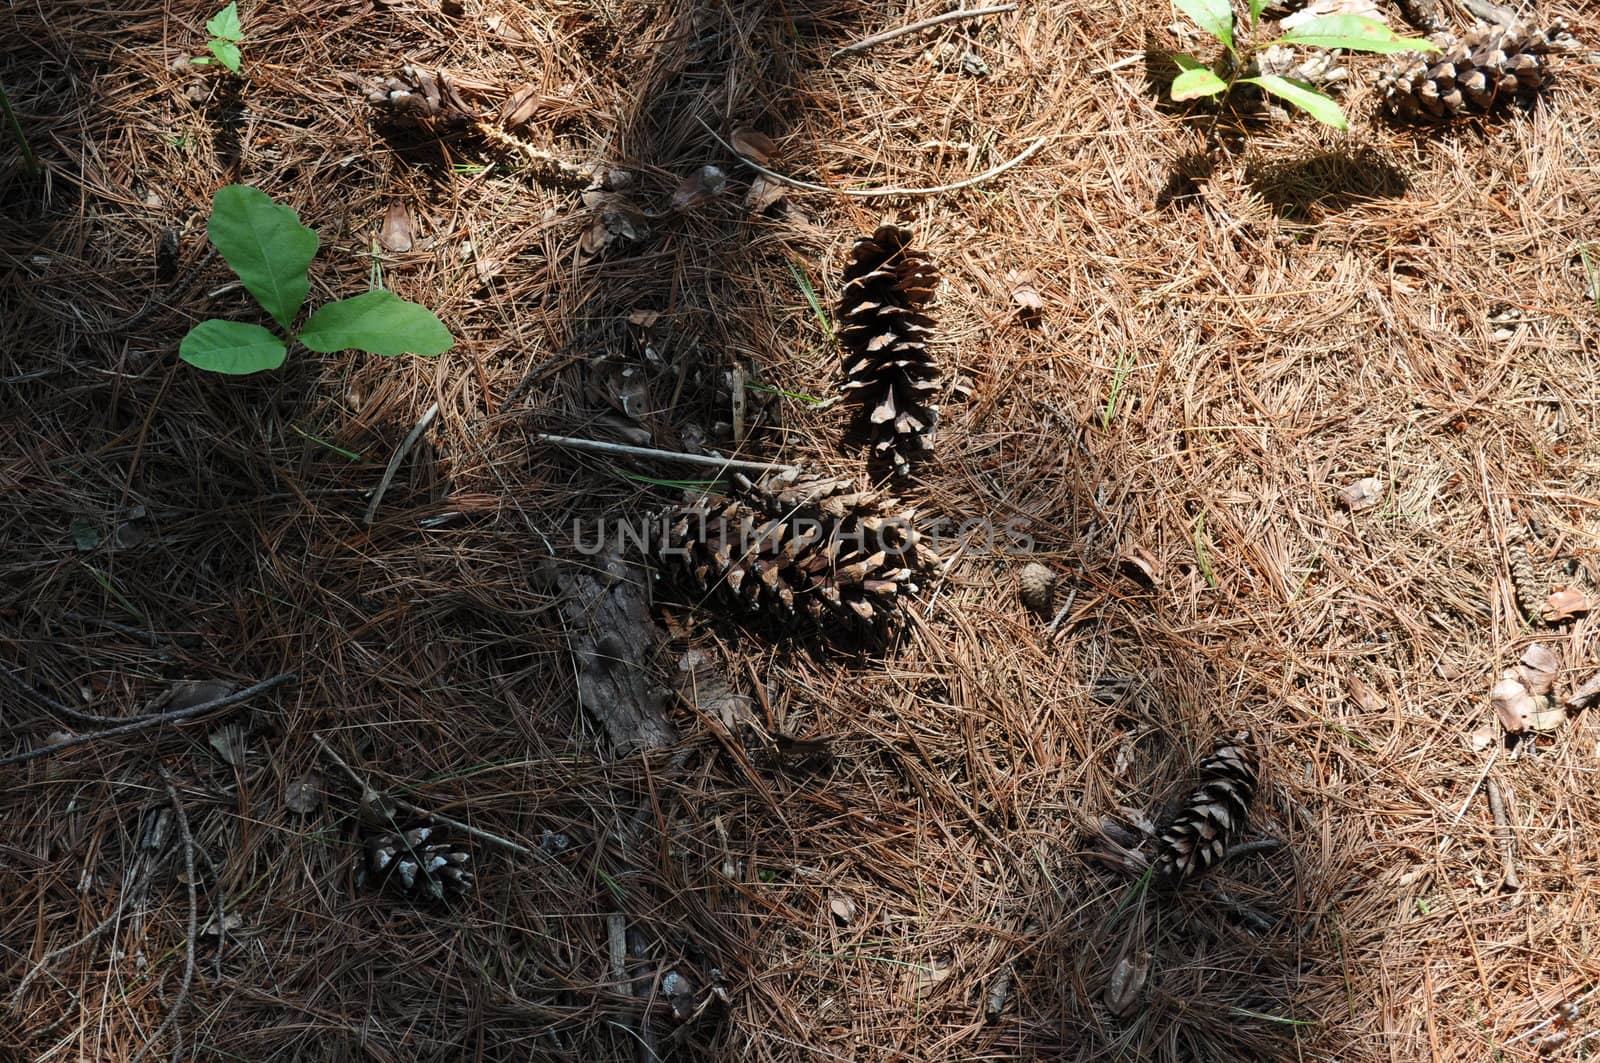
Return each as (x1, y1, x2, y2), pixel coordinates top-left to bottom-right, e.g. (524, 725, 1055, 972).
(1153, 732, 1259, 886)
(838, 225, 940, 478)
(1018, 562, 1057, 616)
(656, 469, 934, 634)
(362, 826, 473, 901)
(365, 65, 481, 126)
(1378, 21, 1570, 123)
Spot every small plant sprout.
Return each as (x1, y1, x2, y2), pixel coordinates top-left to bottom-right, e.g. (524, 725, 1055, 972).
(179, 185, 453, 375)
(191, 2, 244, 75)
(1169, 0, 1438, 129)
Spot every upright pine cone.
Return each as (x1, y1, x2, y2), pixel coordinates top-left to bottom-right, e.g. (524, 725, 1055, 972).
(361, 826, 473, 902)
(1378, 20, 1570, 123)
(838, 225, 940, 478)
(656, 469, 934, 634)
(1153, 732, 1259, 886)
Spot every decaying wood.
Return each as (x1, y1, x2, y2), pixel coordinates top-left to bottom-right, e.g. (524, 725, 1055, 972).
(551, 555, 676, 753)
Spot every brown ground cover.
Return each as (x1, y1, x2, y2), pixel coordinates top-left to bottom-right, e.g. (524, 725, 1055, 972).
(5, 0, 1600, 1059)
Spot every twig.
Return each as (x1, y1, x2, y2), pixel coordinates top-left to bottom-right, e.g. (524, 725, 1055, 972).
(1438, 746, 1497, 854)
(364, 401, 439, 525)
(1044, 582, 1080, 635)
(0, 673, 296, 769)
(697, 117, 1048, 199)
(311, 733, 536, 858)
(1486, 776, 1521, 891)
(130, 770, 197, 1063)
(1, 663, 132, 726)
(829, 4, 1018, 61)
(537, 433, 797, 474)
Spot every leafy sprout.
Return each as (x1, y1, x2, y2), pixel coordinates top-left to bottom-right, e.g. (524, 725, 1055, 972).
(191, 2, 245, 75)
(1169, 1, 1438, 129)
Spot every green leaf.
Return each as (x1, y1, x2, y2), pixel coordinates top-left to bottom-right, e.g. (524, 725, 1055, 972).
(69, 517, 100, 552)
(179, 319, 288, 374)
(205, 2, 243, 42)
(1247, 0, 1267, 27)
(1172, 66, 1229, 100)
(1174, 0, 1234, 51)
(206, 185, 318, 330)
(1271, 14, 1438, 54)
(298, 290, 454, 357)
(1239, 74, 1348, 128)
(190, 56, 213, 65)
(208, 39, 242, 73)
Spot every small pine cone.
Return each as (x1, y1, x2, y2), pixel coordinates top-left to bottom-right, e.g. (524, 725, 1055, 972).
(656, 468, 935, 635)
(1018, 562, 1057, 616)
(837, 225, 940, 478)
(365, 64, 480, 125)
(362, 826, 473, 901)
(1153, 732, 1259, 886)
(1378, 21, 1568, 123)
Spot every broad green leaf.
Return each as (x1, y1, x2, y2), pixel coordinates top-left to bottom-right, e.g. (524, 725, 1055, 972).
(1272, 14, 1439, 54)
(1172, 67, 1229, 100)
(1174, 0, 1234, 51)
(1239, 75, 1347, 128)
(208, 39, 242, 73)
(206, 185, 317, 330)
(298, 290, 454, 357)
(179, 319, 287, 374)
(190, 55, 213, 65)
(205, 2, 243, 42)
(1172, 52, 1208, 71)
(1247, 0, 1266, 27)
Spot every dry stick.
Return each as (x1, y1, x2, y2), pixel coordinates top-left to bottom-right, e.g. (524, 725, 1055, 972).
(129, 771, 197, 1063)
(310, 733, 536, 859)
(364, 401, 439, 525)
(1438, 745, 1497, 854)
(829, 4, 1019, 61)
(1485, 776, 1521, 891)
(0, 673, 296, 769)
(536, 433, 797, 474)
(1, 663, 133, 726)
(696, 117, 1048, 199)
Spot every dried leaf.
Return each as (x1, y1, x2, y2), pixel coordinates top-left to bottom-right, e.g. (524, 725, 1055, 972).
(1118, 547, 1162, 586)
(1491, 672, 1537, 733)
(729, 128, 776, 165)
(1007, 270, 1044, 320)
(1518, 643, 1560, 696)
(1542, 587, 1590, 623)
(168, 679, 237, 709)
(378, 202, 414, 253)
(1528, 704, 1568, 732)
(200, 912, 243, 937)
(1337, 476, 1383, 513)
(207, 723, 247, 766)
(498, 84, 541, 129)
(1468, 725, 1497, 752)
(628, 309, 662, 329)
(670, 165, 727, 213)
(284, 775, 321, 814)
(828, 893, 856, 924)
(915, 954, 954, 991)
(744, 174, 788, 214)
(1346, 674, 1387, 713)
(1103, 949, 1151, 1018)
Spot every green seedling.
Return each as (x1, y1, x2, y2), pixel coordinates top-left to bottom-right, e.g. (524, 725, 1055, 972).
(180, 185, 453, 375)
(1169, 0, 1437, 129)
(0, 79, 38, 171)
(191, 2, 245, 74)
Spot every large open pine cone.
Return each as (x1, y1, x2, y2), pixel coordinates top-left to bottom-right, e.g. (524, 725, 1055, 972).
(362, 826, 473, 902)
(1153, 732, 1259, 886)
(1378, 20, 1570, 123)
(838, 225, 940, 478)
(656, 469, 935, 635)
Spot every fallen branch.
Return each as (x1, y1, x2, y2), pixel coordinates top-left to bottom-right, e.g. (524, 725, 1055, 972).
(1486, 776, 1521, 891)
(537, 432, 796, 474)
(130, 770, 198, 1063)
(830, 4, 1018, 61)
(0, 673, 296, 769)
(697, 117, 1047, 199)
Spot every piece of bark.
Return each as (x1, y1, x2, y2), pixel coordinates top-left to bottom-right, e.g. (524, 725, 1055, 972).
(550, 555, 676, 752)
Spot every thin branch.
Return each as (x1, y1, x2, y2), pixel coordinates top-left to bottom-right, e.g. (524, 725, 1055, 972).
(1486, 776, 1520, 891)
(697, 117, 1048, 199)
(364, 401, 439, 525)
(536, 433, 797, 474)
(311, 733, 537, 859)
(1, 663, 133, 726)
(0, 673, 296, 769)
(829, 4, 1019, 61)
(130, 770, 197, 1063)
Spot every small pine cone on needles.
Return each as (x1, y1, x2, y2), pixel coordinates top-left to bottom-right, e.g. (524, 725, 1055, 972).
(838, 225, 940, 478)
(1378, 20, 1571, 123)
(1153, 732, 1259, 886)
(656, 468, 935, 635)
(362, 826, 473, 902)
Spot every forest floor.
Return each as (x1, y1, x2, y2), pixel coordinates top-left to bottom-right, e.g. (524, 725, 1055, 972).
(5, 0, 1600, 1060)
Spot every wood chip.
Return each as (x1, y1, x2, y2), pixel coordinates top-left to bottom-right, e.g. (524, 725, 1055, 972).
(378, 201, 414, 253)
(1337, 477, 1383, 513)
(829, 893, 856, 924)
